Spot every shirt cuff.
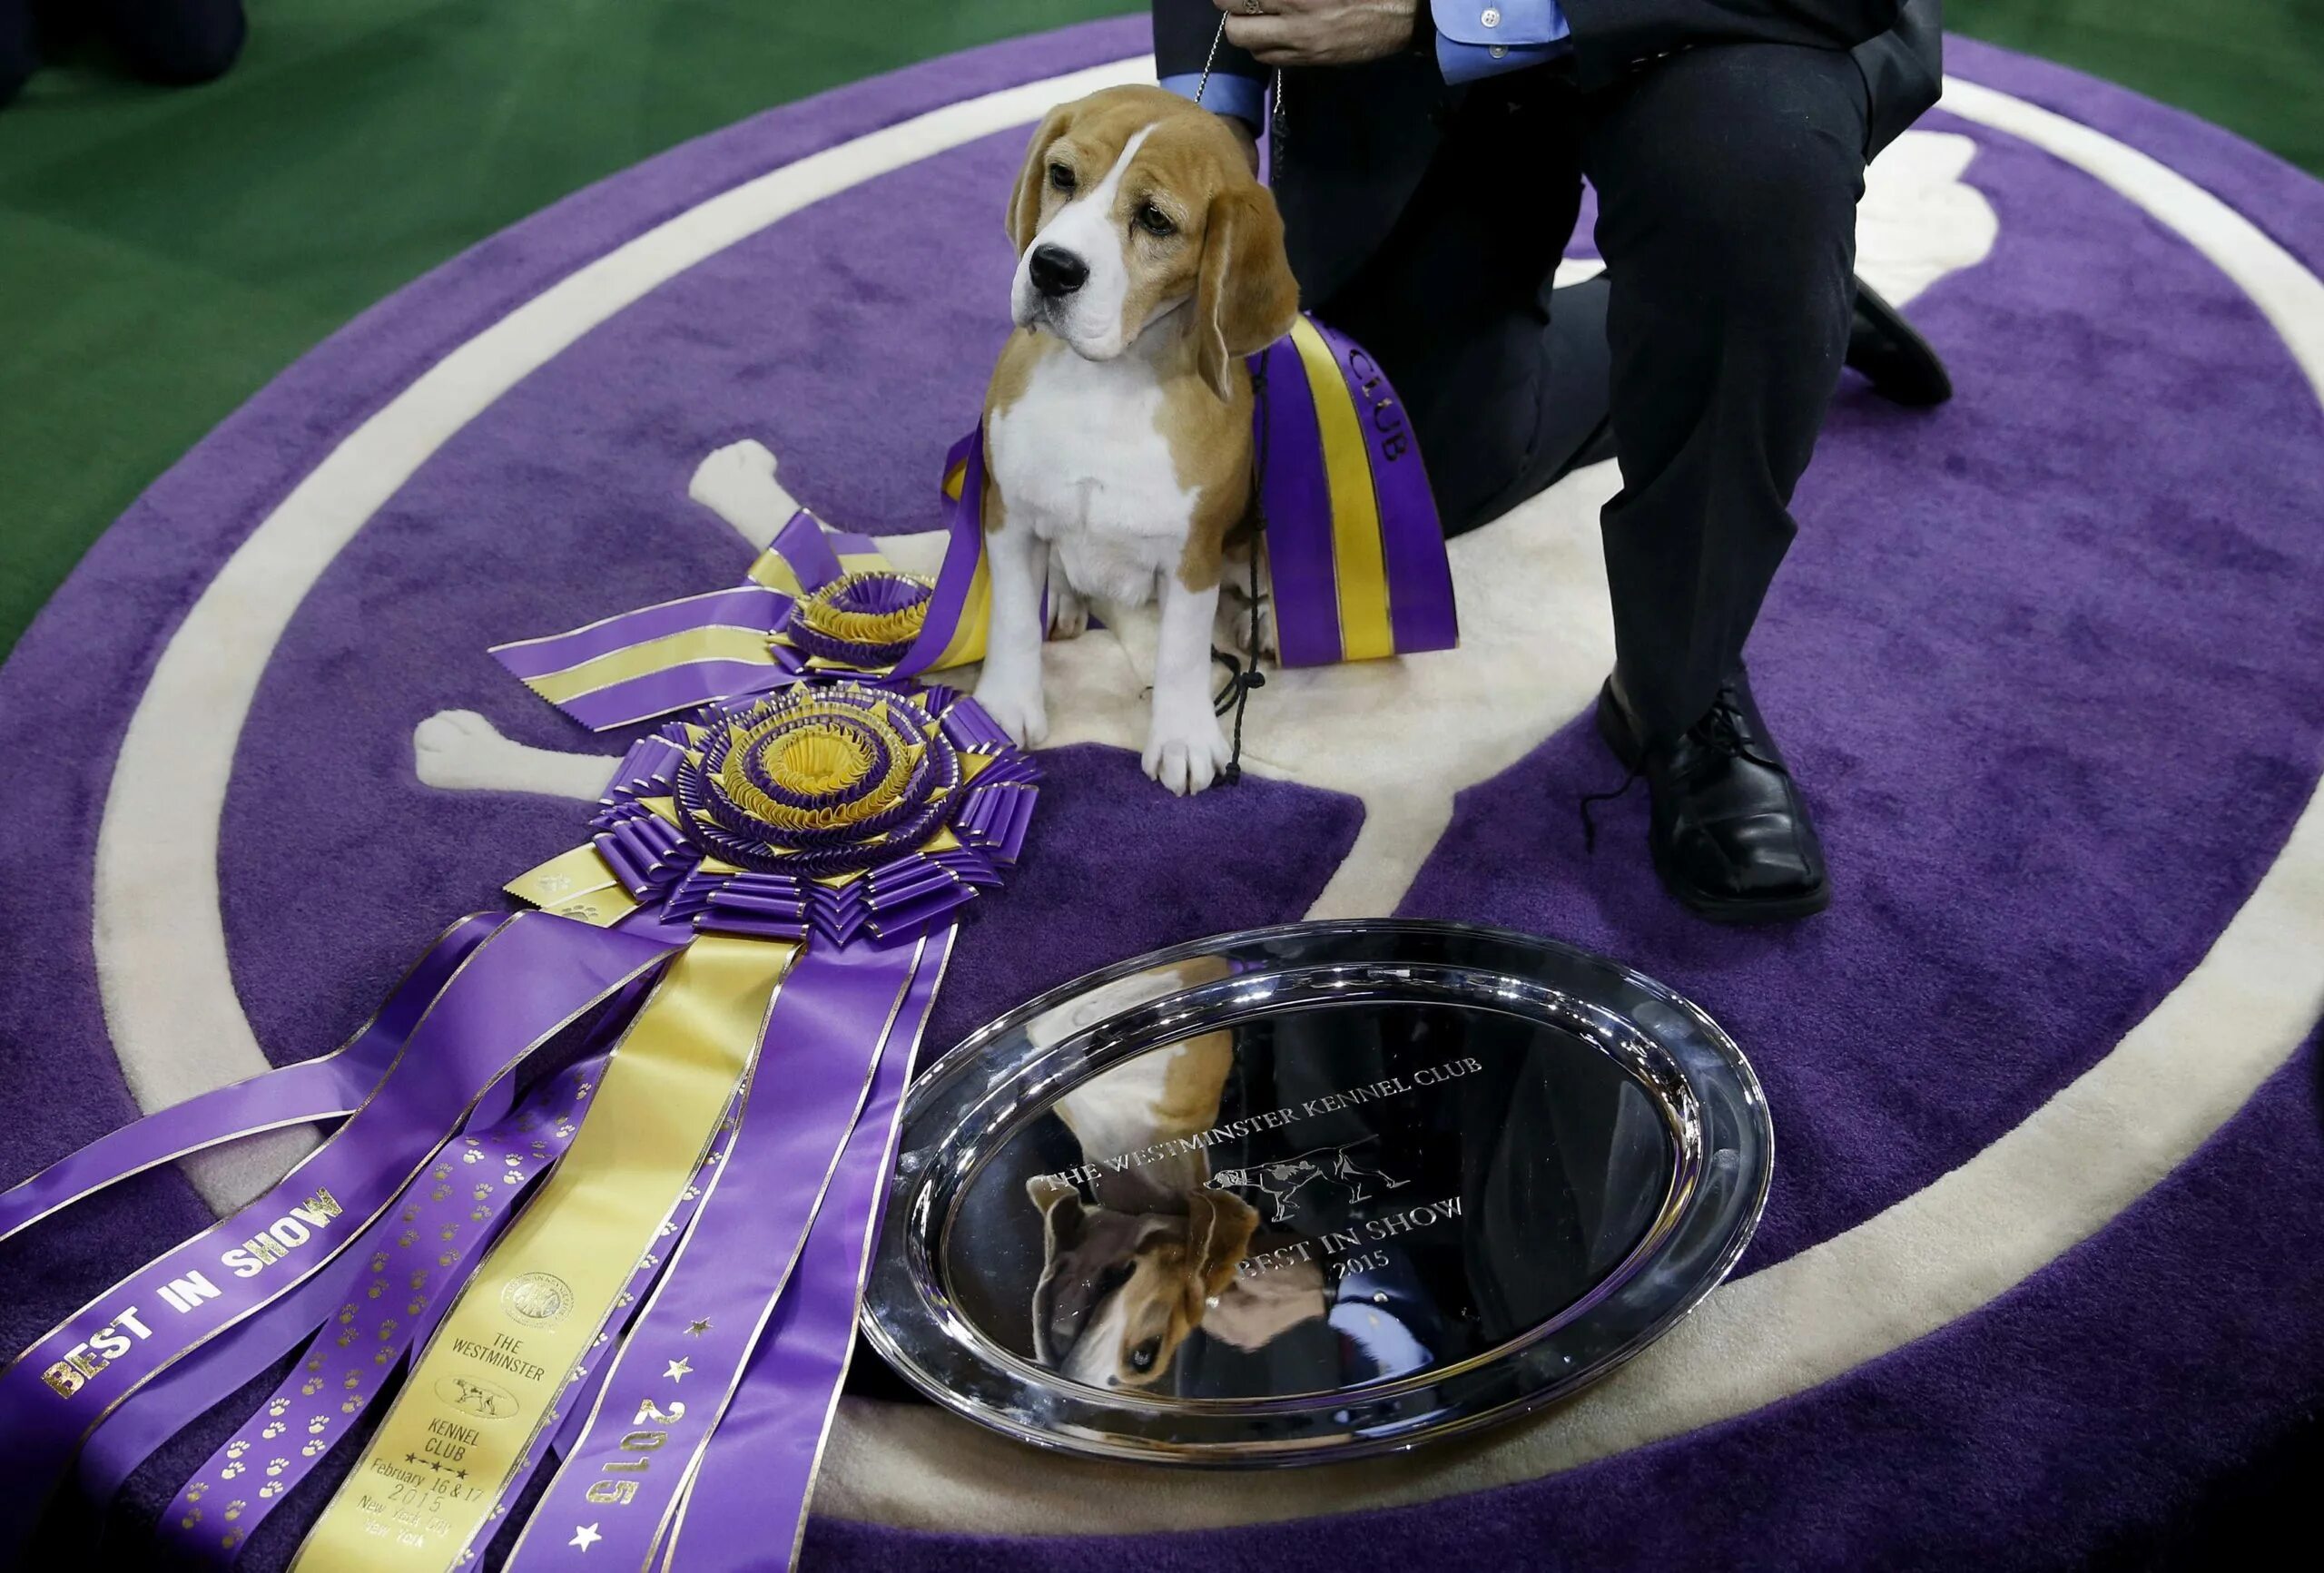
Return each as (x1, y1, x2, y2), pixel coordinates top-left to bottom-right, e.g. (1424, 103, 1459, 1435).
(1159, 71, 1266, 131)
(1433, 0, 1569, 48)
(1431, 0, 1570, 84)
(1435, 36, 1566, 84)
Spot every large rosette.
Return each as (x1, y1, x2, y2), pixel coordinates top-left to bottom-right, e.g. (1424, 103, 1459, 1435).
(586, 678, 1036, 947)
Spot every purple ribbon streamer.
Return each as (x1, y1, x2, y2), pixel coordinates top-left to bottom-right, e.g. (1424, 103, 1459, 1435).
(891, 431, 985, 679)
(655, 927, 952, 1573)
(0, 914, 675, 1555)
(505, 937, 932, 1570)
(153, 1057, 603, 1565)
(0, 916, 498, 1245)
(67, 973, 662, 1529)
(770, 511, 845, 592)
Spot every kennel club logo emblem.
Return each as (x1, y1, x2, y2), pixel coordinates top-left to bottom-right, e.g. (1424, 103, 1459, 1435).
(1209, 1143, 1411, 1224)
(18, 22, 2324, 1550)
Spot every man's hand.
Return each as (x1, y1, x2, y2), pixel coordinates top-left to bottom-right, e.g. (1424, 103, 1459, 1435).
(1216, 0, 1422, 70)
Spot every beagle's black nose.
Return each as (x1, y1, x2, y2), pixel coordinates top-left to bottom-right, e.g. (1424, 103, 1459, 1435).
(1029, 244, 1088, 299)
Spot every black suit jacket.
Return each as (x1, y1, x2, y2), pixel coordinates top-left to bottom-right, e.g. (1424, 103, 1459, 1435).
(1153, 0, 1942, 302)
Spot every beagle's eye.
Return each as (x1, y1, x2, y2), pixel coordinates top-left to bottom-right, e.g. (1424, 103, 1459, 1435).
(1135, 202, 1177, 238)
(1047, 162, 1076, 192)
(1128, 1337, 1161, 1373)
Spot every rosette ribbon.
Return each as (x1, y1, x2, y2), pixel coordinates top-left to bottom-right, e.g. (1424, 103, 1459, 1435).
(3, 664, 1032, 1573)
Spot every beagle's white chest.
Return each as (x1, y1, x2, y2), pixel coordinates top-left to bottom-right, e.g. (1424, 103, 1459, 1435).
(987, 342, 1198, 605)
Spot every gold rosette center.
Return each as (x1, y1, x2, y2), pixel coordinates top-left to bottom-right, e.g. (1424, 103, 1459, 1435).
(766, 730, 870, 794)
(715, 699, 921, 834)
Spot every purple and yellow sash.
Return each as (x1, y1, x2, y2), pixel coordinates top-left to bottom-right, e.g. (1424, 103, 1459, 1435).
(1253, 315, 1458, 667)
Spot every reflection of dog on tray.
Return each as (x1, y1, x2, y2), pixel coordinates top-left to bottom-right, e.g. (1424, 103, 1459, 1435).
(1019, 955, 1323, 1390)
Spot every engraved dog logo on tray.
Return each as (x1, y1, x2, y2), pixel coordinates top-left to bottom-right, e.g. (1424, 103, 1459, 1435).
(1208, 1143, 1409, 1224)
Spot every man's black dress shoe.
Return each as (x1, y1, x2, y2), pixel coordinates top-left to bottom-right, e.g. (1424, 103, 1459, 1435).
(1594, 673, 1832, 923)
(1846, 279, 1953, 408)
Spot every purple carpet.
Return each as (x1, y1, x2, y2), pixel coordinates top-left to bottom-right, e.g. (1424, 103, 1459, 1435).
(3, 16, 2321, 1569)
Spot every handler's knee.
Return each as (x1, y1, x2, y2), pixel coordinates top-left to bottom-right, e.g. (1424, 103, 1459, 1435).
(1598, 43, 1866, 329)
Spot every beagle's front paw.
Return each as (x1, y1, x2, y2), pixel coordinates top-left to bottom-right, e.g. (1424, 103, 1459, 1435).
(1142, 706, 1233, 797)
(972, 672, 1049, 749)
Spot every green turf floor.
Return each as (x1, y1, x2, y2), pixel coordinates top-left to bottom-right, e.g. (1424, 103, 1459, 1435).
(3, 1, 2318, 657)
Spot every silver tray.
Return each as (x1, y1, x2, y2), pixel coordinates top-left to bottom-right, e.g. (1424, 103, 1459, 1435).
(861, 920, 1772, 1467)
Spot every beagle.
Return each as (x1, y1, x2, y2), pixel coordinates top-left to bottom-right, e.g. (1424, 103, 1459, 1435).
(973, 85, 1300, 796)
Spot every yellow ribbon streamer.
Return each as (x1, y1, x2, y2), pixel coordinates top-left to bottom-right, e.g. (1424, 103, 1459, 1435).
(291, 934, 797, 1573)
(929, 547, 991, 672)
(1288, 315, 1395, 662)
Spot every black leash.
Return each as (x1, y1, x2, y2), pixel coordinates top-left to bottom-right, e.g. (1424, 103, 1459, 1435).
(1195, 25, 1281, 787)
(1577, 767, 1638, 852)
(1212, 360, 1271, 785)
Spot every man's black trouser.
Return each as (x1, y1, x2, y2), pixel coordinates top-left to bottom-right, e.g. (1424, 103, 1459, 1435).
(1310, 43, 1871, 745)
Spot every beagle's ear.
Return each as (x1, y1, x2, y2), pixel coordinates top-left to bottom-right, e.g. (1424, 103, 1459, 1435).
(1183, 1189, 1260, 1298)
(1008, 103, 1076, 255)
(1195, 183, 1300, 403)
(1026, 1175, 1085, 1247)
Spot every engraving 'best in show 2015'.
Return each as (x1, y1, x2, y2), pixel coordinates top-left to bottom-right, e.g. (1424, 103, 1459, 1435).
(40, 1188, 346, 1400)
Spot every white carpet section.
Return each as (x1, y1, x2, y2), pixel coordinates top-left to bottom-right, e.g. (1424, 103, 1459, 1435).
(85, 40, 2324, 1529)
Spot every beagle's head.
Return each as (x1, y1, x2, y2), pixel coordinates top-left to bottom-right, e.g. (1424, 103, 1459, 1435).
(1008, 84, 1299, 398)
(1025, 1177, 1259, 1391)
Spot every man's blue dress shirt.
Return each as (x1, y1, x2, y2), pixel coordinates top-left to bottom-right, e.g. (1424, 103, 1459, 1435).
(1159, 0, 1570, 125)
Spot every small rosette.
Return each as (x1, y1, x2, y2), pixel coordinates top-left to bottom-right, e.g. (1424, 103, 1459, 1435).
(587, 679, 1036, 947)
(785, 571, 935, 669)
